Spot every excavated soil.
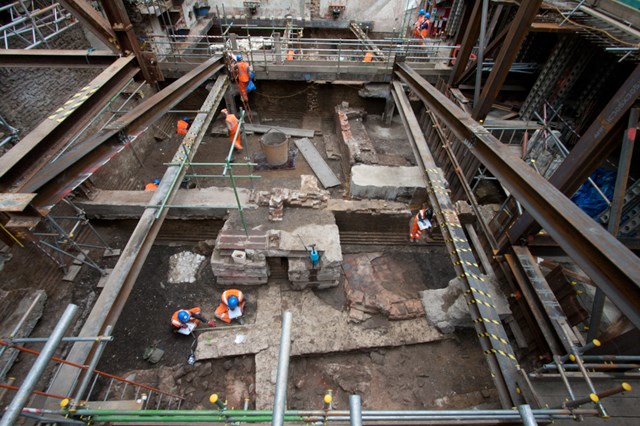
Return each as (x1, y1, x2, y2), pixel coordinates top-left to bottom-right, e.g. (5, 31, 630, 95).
(0, 84, 497, 412)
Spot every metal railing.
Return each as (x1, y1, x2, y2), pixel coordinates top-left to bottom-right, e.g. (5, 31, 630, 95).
(142, 33, 463, 67)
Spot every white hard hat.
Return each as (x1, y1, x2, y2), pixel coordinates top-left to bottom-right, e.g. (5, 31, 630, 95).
(221, 108, 228, 114)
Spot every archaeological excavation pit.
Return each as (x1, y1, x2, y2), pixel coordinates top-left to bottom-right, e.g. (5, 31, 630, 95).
(1, 3, 639, 424)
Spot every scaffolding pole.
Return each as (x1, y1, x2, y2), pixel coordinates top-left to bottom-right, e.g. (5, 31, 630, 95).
(0, 304, 78, 426)
(272, 311, 292, 426)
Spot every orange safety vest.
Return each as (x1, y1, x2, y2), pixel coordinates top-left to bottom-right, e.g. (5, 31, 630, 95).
(171, 307, 202, 328)
(236, 61, 250, 83)
(215, 290, 245, 323)
(225, 114, 239, 134)
(176, 119, 189, 135)
(222, 289, 244, 306)
(364, 52, 373, 62)
(286, 50, 295, 60)
(145, 182, 158, 191)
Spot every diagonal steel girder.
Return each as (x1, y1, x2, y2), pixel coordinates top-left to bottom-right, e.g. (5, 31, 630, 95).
(506, 64, 640, 246)
(23, 56, 224, 214)
(0, 49, 118, 68)
(448, 0, 483, 86)
(396, 63, 640, 330)
(391, 80, 522, 408)
(0, 55, 139, 191)
(472, 0, 543, 120)
(58, 0, 118, 52)
(45, 74, 230, 405)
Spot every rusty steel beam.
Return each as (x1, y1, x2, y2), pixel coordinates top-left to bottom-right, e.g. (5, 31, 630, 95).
(395, 63, 640, 330)
(0, 56, 139, 191)
(506, 64, 640, 245)
(392, 80, 522, 408)
(101, 0, 160, 83)
(0, 49, 118, 68)
(472, 0, 543, 120)
(58, 0, 118, 52)
(448, 0, 482, 86)
(26, 56, 224, 214)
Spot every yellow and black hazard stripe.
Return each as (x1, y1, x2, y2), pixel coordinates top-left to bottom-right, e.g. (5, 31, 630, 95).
(48, 84, 99, 123)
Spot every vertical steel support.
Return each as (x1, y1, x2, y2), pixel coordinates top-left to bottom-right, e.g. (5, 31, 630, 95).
(473, 0, 543, 120)
(72, 326, 113, 406)
(57, 0, 118, 51)
(474, 0, 489, 108)
(272, 311, 292, 426)
(449, 0, 482, 86)
(0, 304, 78, 426)
(587, 107, 639, 341)
(100, 0, 159, 83)
(518, 404, 538, 426)
(383, 93, 395, 127)
(349, 395, 362, 426)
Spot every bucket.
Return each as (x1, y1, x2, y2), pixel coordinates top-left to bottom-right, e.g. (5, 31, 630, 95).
(260, 129, 289, 166)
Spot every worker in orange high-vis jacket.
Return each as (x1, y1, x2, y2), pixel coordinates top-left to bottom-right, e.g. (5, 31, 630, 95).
(234, 55, 251, 102)
(409, 204, 434, 242)
(214, 289, 246, 325)
(145, 179, 160, 191)
(176, 117, 190, 135)
(171, 307, 215, 333)
(221, 108, 243, 151)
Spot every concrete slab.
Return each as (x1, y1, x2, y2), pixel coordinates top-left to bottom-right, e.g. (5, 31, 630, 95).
(350, 164, 426, 200)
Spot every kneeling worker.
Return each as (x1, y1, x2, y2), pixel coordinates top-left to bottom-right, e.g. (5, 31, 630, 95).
(215, 289, 246, 325)
(171, 307, 215, 335)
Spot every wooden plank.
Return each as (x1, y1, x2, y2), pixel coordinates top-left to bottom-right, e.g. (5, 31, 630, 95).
(294, 138, 341, 188)
(0, 193, 36, 212)
(245, 124, 315, 138)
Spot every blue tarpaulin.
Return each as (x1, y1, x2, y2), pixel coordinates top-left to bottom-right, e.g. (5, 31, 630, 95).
(570, 168, 616, 219)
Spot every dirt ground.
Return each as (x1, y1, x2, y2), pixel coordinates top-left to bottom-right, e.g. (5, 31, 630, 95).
(0, 82, 498, 413)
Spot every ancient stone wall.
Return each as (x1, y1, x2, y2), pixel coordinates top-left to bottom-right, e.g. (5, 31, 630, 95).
(0, 26, 99, 137)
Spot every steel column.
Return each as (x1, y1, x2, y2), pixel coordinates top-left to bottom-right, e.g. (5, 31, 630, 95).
(506, 64, 640, 246)
(0, 304, 78, 426)
(0, 49, 118, 68)
(473, 0, 489, 107)
(448, 0, 482, 86)
(349, 395, 362, 426)
(272, 311, 292, 426)
(100, 0, 159, 83)
(518, 404, 538, 426)
(57, 0, 118, 51)
(396, 63, 640, 330)
(472, 0, 543, 120)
